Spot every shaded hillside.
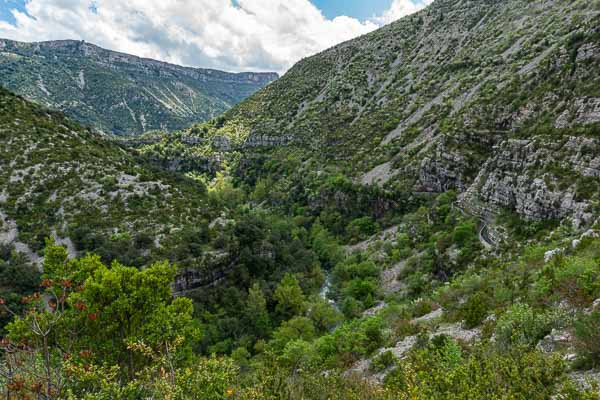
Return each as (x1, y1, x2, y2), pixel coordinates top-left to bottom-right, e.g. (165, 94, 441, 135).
(0, 86, 213, 264)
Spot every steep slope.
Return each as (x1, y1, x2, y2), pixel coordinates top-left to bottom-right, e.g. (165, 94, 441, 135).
(0, 87, 212, 264)
(0, 39, 278, 135)
(143, 0, 599, 232)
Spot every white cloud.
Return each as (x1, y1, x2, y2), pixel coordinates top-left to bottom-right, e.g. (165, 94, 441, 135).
(375, 0, 434, 25)
(0, 0, 431, 74)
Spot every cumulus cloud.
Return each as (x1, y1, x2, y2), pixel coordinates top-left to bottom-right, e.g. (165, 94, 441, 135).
(0, 0, 431, 74)
(375, 0, 434, 25)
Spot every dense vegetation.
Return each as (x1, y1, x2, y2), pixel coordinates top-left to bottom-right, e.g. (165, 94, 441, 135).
(2, 212, 600, 398)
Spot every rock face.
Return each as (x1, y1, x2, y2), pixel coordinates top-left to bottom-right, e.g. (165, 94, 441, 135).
(0, 39, 278, 135)
(417, 143, 470, 193)
(172, 251, 233, 295)
(556, 98, 600, 129)
(211, 134, 296, 151)
(576, 43, 600, 62)
(243, 134, 296, 148)
(460, 136, 600, 225)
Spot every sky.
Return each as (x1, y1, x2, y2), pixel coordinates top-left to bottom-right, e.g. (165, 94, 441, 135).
(0, 0, 433, 74)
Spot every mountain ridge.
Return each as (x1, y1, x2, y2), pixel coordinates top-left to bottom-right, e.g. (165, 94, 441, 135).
(0, 38, 278, 135)
(0, 39, 279, 81)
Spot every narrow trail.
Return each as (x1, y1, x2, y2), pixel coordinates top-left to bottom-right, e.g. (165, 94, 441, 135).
(479, 222, 494, 250)
(454, 203, 495, 250)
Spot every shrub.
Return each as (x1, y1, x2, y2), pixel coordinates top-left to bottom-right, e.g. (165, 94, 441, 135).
(494, 303, 556, 350)
(342, 278, 378, 306)
(574, 311, 600, 369)
(460, 292, 490, 329)
(553, 256, 600, 306)
(270, 317, 316, 352)
(393, 319, 420, 341)
(346, 217, 379, 242)
(315, 317, 385, 368)
(340, 296, 363, 319)
(386, 345, 567, 399)
(370, 350, 397, 372)
(429, 335, 463, 369)
(413, 299, 436, 318)
(280, 339, 320, 370)
(557, 381, 600, 400)
(452, 221, 477, 247)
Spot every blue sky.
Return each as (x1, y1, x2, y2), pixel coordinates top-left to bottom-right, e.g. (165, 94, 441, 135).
(311, 0, 394, 21)
(0, 0, 26, 24)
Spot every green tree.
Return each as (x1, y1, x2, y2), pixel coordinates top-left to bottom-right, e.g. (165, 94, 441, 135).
(0, 246, 40, 331)
(307, 297, 343, 333)
(1, 242, 200, 398)
(274, 274, 306, 320)
(494, 303, 556, 350)
(310, 221, 344, 269)
(460, 292, 490, 329)
(346, 217, 379, 243)
(452, 221, 477, 246)
(246, 283, 270, 338)
(270, 317, 316, 352)
(574, 311, 600, 368)
(68, 255, 199, 377)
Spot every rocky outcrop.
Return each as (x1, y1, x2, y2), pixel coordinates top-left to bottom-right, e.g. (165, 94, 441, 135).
(416, 137, 472, 193)
(211, 134, 295, 151)
(462, 137, 600, 226)
(212, 136, 232, 151)
(576, 43, 600, 62)
(243, 134, 295, 148)
(0, 210, 42, 267)
(556, 98, 600, 129)
(172, 251, 234, 295)
(418, 155, 467, 193)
